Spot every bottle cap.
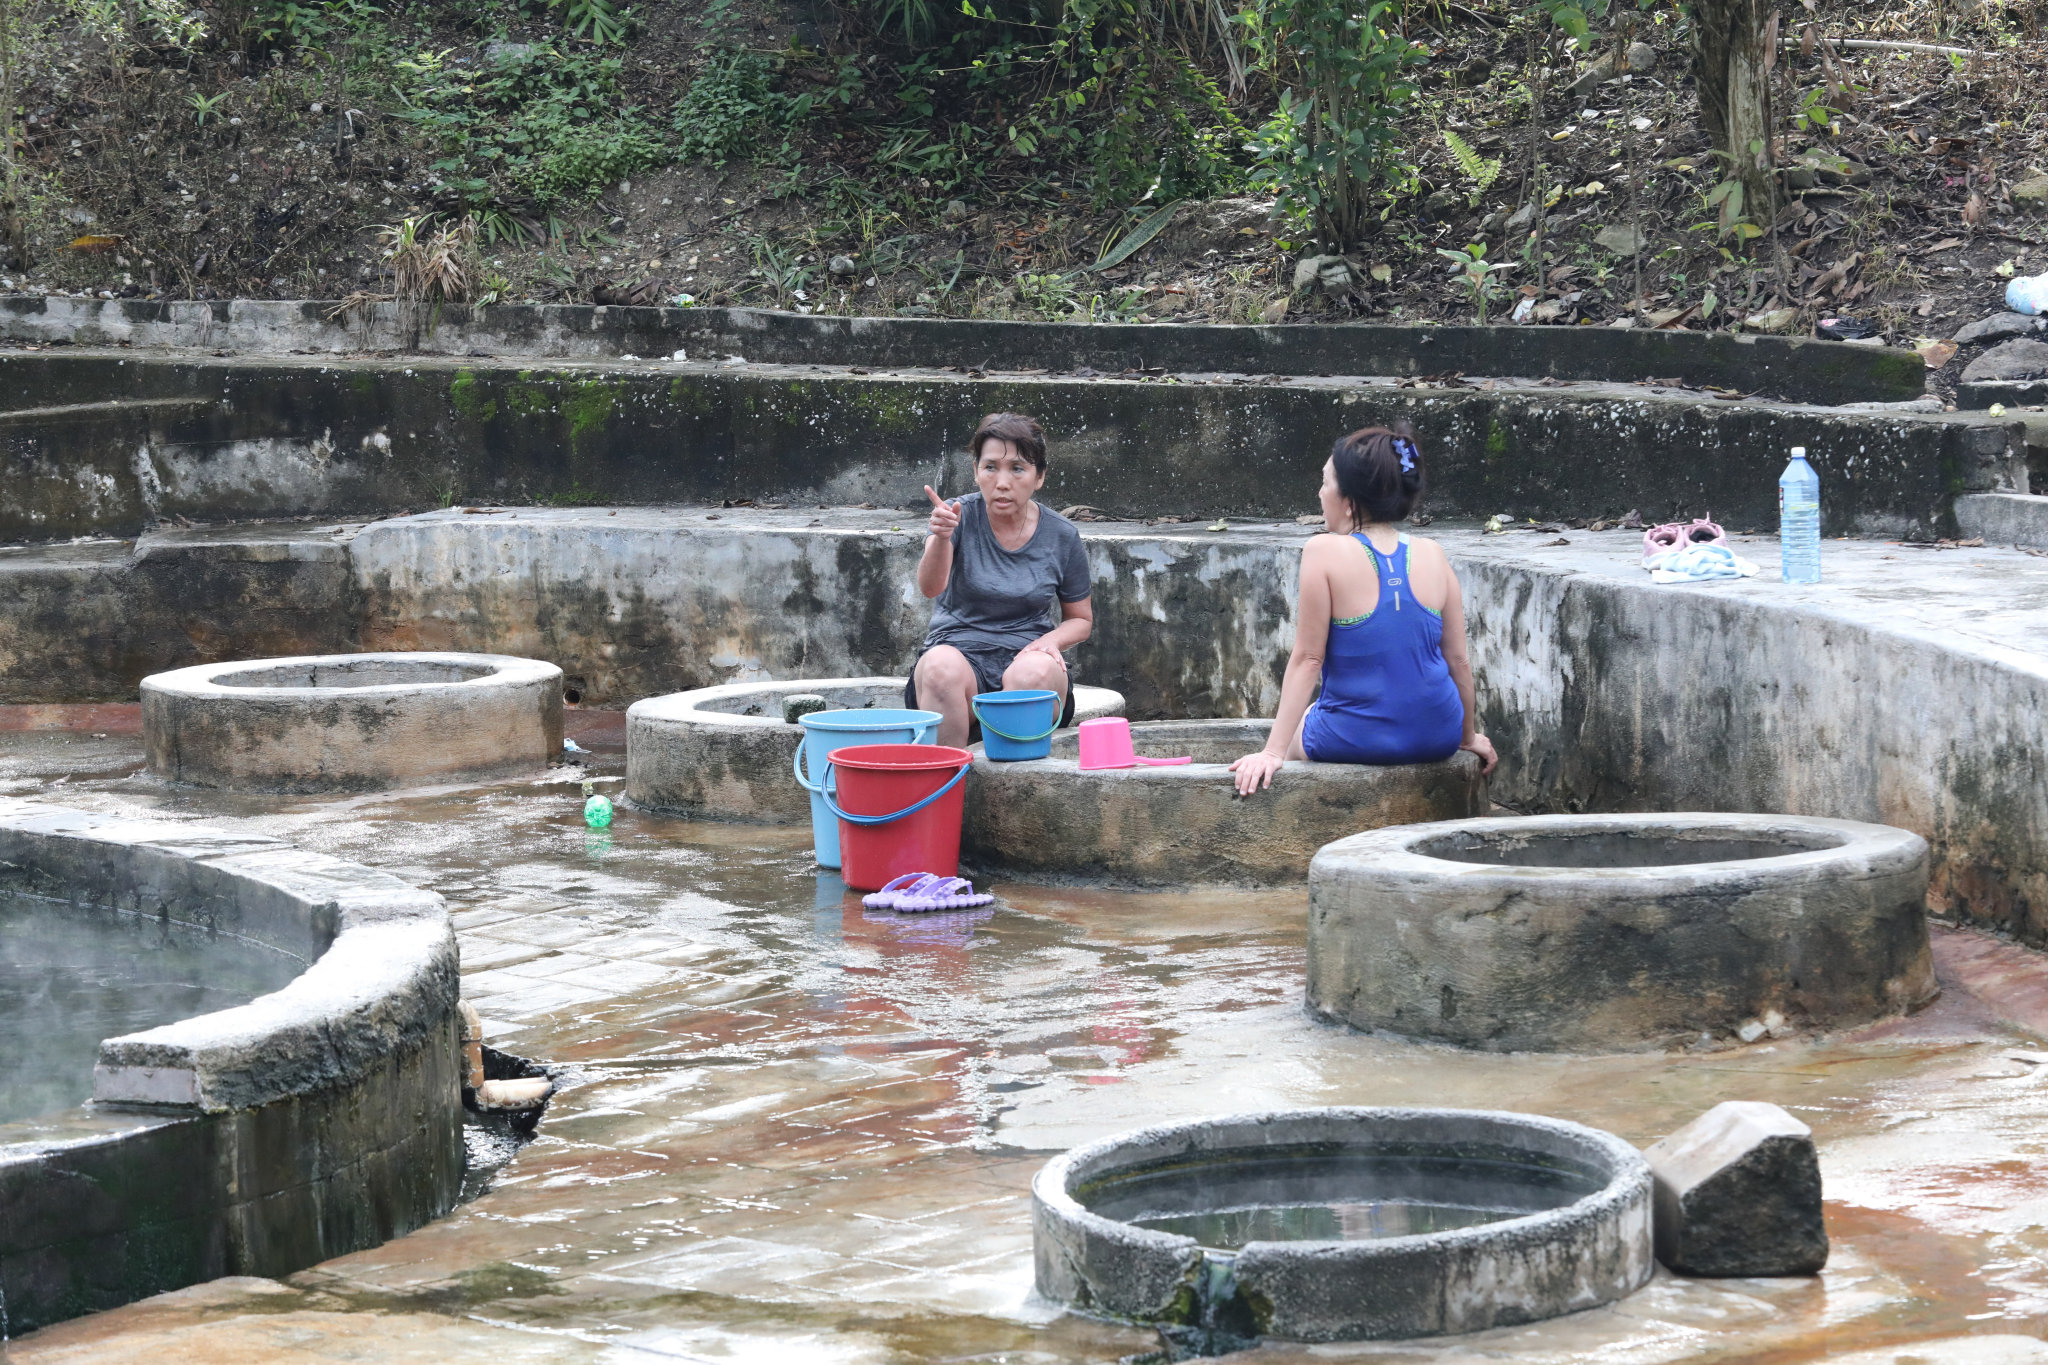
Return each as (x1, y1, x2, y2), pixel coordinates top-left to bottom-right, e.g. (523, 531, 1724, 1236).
(1790, 446, 1807, 458)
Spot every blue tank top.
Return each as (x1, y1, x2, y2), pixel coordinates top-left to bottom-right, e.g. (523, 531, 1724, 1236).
(1299, 533, 1466, 766)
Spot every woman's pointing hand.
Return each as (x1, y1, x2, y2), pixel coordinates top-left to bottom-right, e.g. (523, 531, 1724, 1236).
(925, 485, 961, 539)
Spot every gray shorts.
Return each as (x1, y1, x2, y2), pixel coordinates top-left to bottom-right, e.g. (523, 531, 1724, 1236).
(905, 645, 1077, 729)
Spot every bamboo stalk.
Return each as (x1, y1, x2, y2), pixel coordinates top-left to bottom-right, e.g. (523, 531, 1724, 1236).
(1778, 36, 1978, 58)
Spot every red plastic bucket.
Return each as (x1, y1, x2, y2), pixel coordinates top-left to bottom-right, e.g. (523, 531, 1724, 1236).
(824, 743, 973, 892)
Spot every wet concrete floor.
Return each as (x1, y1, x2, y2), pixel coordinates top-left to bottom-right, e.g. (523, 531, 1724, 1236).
(5, 717, 2048, 1363)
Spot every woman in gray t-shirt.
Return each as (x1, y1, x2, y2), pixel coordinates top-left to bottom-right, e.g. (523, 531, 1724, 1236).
(911, 412, 1093, 748)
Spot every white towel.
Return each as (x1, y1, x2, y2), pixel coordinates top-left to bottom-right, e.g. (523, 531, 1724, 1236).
(1646, 543, 1760, 584)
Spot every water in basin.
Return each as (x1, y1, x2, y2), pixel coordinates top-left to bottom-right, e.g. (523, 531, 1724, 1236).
(0, 891, 308, 1124)
(1419, 830, 1840, 869)
(1078, 1145, 1604, 1251)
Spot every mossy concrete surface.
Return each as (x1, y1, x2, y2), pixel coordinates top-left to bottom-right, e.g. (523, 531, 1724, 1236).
(0, 349, 2017, 543)
(0, 296, 1927, 405)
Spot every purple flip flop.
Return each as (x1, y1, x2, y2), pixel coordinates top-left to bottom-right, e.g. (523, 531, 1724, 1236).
(892, 876, 994, 913)
(862, 872, 940, 910)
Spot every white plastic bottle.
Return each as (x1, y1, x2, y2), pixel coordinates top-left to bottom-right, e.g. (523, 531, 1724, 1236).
(1778, 447, 1822, 584)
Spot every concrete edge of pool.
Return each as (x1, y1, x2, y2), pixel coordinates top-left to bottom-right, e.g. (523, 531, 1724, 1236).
(1031, 1106, 1654, 1343)
(1307, 813, 1938, 1052)
(0, 797, 463, 1335)
(962, 719, 1488, 886)
(624, 677, 1124, 822)
(140, 651, 565, 793)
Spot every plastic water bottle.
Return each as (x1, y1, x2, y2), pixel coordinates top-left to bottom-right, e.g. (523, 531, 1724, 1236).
(1778, 447, 1822, 584)
(581, 779, 613, 830)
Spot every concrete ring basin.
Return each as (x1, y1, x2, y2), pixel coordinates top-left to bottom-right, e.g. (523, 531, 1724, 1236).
(0, 797, 462, 1333)
(962, 720, 1488, 886)
(624, 677, 1125, 821)
(1033, 1106, 1653, 1343)
(142, 651, 564, 792)
(1308, 813, 1938, 1052)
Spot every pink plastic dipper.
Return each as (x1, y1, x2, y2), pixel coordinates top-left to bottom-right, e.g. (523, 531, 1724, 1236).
(1077, 717, 1193, 771)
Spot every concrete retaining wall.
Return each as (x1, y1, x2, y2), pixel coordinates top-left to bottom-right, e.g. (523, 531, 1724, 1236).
(0, 350, 2020, 542)
(0, 296, 1926, 405)
(3, 511, 2046, 947)
(0, 800, 464, 1333)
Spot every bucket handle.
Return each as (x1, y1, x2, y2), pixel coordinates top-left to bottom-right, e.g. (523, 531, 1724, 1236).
(820, 758, 970, 827)
(792, 720, 941, 794)
(971, 698, 1059, 745)
(793, 736, 823, 794)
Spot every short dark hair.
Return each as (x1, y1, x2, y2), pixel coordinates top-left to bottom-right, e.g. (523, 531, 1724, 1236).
(1330, 422, 1426, 526)
(970, 412, 1047, 473)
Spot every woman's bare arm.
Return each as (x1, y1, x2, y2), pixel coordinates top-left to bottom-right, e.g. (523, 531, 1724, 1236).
(917, 487, 959, 598)
(1231, 537, 1337, 794)
(1436, 556, 1497, 775)
(1023, 597, 1093, 656)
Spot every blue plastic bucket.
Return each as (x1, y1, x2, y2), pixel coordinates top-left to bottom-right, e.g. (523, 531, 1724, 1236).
(972, 689, 1061, 761)
(794, 708, 940, 868)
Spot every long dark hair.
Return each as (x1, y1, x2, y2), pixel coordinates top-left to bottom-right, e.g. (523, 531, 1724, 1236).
(1330, 422, 1425, 526)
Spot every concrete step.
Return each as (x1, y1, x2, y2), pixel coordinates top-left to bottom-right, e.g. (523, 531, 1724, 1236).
(1956, 492, 2048, 551)
(0, 349, 2022, 543)
(0, 295, 1929, 406)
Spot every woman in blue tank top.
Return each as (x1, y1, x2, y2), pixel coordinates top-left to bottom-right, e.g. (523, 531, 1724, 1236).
(1231, 424, 1496, 794)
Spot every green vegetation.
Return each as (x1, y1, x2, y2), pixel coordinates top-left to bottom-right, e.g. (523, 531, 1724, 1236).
(392, 42, 663, 232)
(12, 0, 2037, 345)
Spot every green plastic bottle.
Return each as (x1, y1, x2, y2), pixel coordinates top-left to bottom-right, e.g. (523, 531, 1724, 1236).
(581, 779, 613, 830)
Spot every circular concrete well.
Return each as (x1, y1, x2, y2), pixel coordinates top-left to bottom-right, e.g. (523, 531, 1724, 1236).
(1308, 813, 1937, 1052)
(143, 651, 564, 792)
(1033, 1106, 1652, 1343)
(963, 720, 1487, 886)
(624, 677, 1124, 821)
(0, 796, 463, 1333)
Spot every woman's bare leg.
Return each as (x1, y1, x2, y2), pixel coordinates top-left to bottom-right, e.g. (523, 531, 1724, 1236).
(914, 646, 978, 748)
(1000, 649, 1069, 713)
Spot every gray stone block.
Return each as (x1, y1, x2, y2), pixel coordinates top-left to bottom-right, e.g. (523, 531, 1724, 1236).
(1644, 1100, 1828, 1277)
(1963, 338, 2048, 384)
(1954, 312, 2047, 346)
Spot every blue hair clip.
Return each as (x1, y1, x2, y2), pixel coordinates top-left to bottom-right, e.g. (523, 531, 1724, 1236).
(1393, 437, 1418, 473)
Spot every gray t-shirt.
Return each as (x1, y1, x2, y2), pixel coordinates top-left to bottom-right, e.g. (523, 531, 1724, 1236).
(924, 494, 1092, 654)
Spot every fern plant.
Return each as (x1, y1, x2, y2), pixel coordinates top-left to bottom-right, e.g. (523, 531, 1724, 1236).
(1443, 130, 1502, 208)
(555, 0, 626, 44)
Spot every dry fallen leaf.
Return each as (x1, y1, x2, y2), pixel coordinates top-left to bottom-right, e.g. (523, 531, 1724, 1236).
(1916, 339, 1958, 369)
